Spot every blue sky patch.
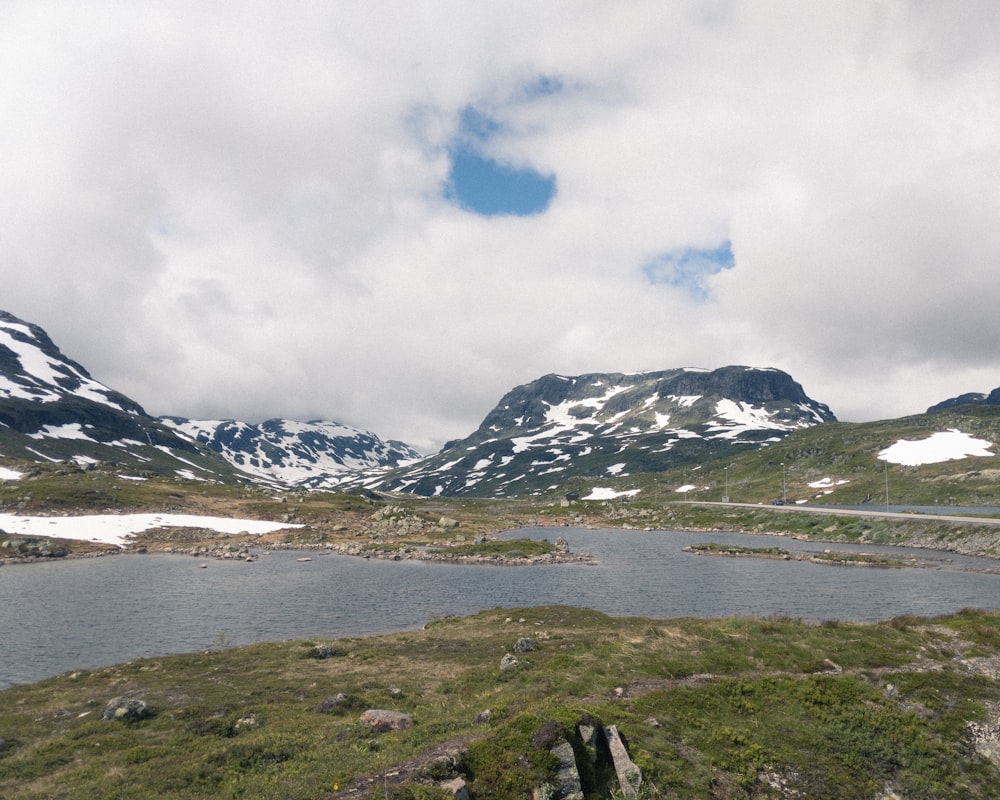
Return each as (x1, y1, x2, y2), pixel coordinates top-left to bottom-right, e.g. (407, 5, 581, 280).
(643, 242, 735, 301)
(444, 102, 557, 217)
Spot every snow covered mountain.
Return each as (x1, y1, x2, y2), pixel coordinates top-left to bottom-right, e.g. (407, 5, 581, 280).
(0, 310, 240, 480)
(0, 310, 419, 486)
(0, 309, 838, 497)
(356, 366, 836, 497)
(0, 310, 143, 415)
(161, 417, 421, 489)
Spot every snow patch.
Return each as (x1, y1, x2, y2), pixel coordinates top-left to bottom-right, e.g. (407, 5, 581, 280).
(28, 423, 96, 442)
(0, 512, 302, 548)
(583, 487, 641, 500)
(808, 477, 850, 489)
(878, 429, 994, 466)
(0, 467, 23, 480)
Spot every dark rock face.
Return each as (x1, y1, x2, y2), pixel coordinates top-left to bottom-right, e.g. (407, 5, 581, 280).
(927, 389, 1000, 413)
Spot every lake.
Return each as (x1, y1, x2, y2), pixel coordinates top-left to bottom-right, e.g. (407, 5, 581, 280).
(2, 527, 999, 688)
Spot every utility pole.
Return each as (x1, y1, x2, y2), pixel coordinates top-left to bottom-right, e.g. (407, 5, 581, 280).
(884, 459, 889, 512)
(722, 465, 730, 503)
(781, 462, 786, 504)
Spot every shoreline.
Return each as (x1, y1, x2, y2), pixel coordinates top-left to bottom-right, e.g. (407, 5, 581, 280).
(3, 513, 1000, 570)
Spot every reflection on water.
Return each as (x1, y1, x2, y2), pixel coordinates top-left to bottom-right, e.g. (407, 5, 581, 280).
(1, 527, 998, 687)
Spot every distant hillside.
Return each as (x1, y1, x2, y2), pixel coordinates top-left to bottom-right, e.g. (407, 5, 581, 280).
(928, 387, 1000, 413)
(0, 310, 419, 486)
(355, 366, 836, 497)
(161, 417, 422, 489)
(0, 311, 242, 481)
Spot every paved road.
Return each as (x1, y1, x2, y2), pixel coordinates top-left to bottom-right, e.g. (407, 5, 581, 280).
(684, 501, 1000, 527)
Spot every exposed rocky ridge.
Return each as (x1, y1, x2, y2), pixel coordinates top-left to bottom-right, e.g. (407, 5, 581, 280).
(928, 387, 1000, 413)
(355, 366, 836, 497)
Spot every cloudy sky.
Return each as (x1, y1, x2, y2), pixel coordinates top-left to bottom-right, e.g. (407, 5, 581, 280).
(4, 1, 1000, 453)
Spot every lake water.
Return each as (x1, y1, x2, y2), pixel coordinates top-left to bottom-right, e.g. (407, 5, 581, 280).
(2, 527, 999, 688)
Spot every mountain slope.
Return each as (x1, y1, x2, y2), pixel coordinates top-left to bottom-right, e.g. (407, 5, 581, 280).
(0, 311, 246, 480)
(357, 366, 836, 497)
(928, 387, 1000, 413)
(0, 309, 422, 488)
(161, 417, 421, 489)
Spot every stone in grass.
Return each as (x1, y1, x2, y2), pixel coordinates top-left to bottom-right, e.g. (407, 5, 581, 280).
(102, 696, 150, 722)
(359, 709, 413, 732)
(308, 644, 345, 659)
(514, 637, 537, 653)
(499, 653, 519, 670)
(315, 693, 351, 713)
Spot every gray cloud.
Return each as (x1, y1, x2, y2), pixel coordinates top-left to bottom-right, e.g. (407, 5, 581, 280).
(3, 1, 1000, 453)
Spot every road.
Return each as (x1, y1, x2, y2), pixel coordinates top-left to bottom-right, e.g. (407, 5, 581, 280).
(684, 501, 1000, 527)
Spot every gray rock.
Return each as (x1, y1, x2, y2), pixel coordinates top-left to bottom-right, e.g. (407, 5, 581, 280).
(102, 696, 150, 722)
(309, 644, 344, 659)
(514, 637, 537, 653)
(474, 709, 492, 724)
(605, 725, 642, 798)
(550, 738, 584, 800)
(359, 709, 413, 732)
(439, 517, 460, 529)
(499, 653, 519, 670)
(440, 776, 469, 800)
(578, 723, 600, 766)
(316, 693, 350, 712)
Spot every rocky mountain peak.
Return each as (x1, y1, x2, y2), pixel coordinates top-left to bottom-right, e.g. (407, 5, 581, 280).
(355, 366, 836, 497)
(0, 311, 143, 415)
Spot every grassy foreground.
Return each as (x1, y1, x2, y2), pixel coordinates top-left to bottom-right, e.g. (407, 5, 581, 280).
(3, 606, 1000, 799)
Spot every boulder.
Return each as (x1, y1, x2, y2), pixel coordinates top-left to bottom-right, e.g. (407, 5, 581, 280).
(102, 696, 150, 722)
(315, 693, 350, 713)
(514, 637, 537, 653)
(577, 723, 600, 767)
(604, 725, 642, 798)
(499, 653, 519, 671)
(308, 644, 345, 659)
(359, 709, 413, 732)
(440, 776, 470, 800)
(550, 738, 584, 800)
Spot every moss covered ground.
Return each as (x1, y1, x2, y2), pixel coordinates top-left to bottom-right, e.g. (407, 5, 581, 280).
(3, 607, 1000, 799)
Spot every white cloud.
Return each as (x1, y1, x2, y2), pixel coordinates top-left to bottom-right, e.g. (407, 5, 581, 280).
(3, 1, 1000, 453)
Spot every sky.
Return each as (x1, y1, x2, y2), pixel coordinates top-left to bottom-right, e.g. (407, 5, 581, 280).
(4, 1, 1000, 453)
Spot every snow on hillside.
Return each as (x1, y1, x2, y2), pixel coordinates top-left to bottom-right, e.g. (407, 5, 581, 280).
(0, 318, 130, 411)
(0, 512, 302, 548)
(582, 487, 640, 500)
(878, 429, 994, 466)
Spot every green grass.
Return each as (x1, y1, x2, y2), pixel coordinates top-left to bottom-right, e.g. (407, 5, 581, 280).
(3, 607, 1000, 798)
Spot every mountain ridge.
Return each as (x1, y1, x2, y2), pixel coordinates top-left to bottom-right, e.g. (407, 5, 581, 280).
(6, 307, 995, 500)
(0, 310, 415, 486)
(352, 366, 837, 497)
